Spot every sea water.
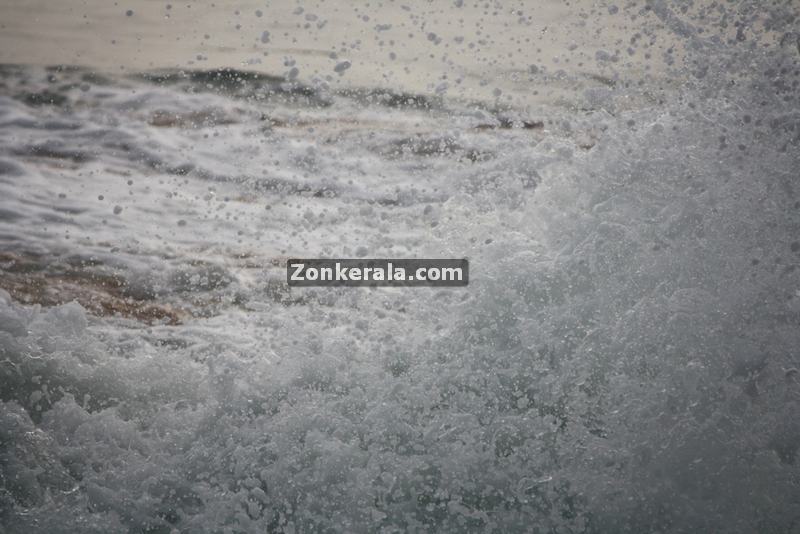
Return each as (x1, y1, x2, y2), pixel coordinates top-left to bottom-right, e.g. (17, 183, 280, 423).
(0, 1, 799, 532)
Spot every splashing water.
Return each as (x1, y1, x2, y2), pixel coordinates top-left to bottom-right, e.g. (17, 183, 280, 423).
(0, 2, 799, 533)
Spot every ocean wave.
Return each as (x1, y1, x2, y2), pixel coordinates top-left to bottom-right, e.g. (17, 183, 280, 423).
(0, 12, 799, 531)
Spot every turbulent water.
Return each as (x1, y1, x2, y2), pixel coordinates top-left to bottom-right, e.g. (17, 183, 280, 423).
(1, 2, 800, 533)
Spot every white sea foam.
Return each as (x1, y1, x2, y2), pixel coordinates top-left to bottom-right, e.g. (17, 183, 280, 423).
(1, 2, 799, 532)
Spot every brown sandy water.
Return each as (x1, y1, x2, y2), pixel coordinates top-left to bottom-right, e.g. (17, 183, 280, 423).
(0, 0, 688, 108)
